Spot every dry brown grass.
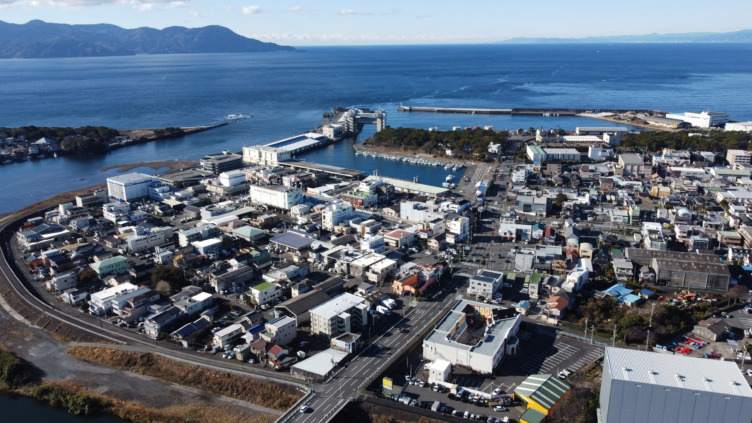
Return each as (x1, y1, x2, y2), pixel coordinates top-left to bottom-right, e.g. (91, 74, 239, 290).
(66, 346, 300, 411)
(21, 380, 275, 423)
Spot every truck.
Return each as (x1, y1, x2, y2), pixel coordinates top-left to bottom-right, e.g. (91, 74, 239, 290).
(431, 401, 443, 412)
(376, 305, 390, 315)
(381, 298, 397, 309)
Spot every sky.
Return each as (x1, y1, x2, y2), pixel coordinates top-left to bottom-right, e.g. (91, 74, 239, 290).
(0, 0, 750, 46)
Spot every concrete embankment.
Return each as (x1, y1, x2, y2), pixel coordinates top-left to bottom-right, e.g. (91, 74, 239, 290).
(397, 105, 659, 116)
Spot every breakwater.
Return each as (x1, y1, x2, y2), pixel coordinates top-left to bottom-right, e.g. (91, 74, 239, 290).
(397, 105, 660, 116)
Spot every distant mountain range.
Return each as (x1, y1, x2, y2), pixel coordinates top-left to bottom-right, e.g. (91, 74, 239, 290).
(500, 29, 752, 44)
(0, 20, 294, 59)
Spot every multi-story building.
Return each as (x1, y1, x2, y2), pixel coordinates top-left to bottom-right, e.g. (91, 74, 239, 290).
(321, 201, 354, 230)
(212, 323, 245, 349)
(90, 256, 129, 278)
(106, 172, 157, 202)
(249, 185, 302, 210)
(75, 190, 108, 208)
(250, 281, 283, 306)
(260, 316, 296, 346)
(200, 152, 243, 174)
(727, 149, 752, 169)
(600, 347, 752, 423)
(310, 293, 368, 338)
(340, 190, 378, 208)
(515, 196, 550, 217)
(88, 282, 139, 315)
(126, 226, 174, 253)
(173, 292, 213, 315)
(178, 224, 220, 247)
(446, 216, 469, 245)
(467, 270, 504, 298)
(102, 202, 131, 223)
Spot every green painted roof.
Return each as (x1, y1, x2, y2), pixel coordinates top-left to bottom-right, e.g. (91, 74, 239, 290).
(530, 272, 543, 284)
(520, 408, 547, 423)
(514, 374, 570, 411)
(252, 281, 275, 292)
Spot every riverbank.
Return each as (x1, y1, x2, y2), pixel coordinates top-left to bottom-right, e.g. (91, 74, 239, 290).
(118, 124, 228, 143)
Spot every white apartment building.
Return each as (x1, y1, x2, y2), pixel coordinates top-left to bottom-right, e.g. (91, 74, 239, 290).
(178, 224, 220, 248)
(727, 150, 751, 169)
(102, 202, 131, 223)
(467, 270, 504, 298)
(88, 282, 139, 315)
(260, 316, 297, 346)
(249, 185, 302, 210)
(126, 226, 174, 253)
(322, 201, 354, 230)
(106, 172, 157, 202)
(213, 323, 245, 349)
(310, 293, 369, 338)
(446, 216, 469, 245)
(512, 168, 529, 184)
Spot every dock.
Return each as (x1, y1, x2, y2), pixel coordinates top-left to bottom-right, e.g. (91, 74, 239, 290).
(277, 160, 365, 180)
(397, 105, 659, 116)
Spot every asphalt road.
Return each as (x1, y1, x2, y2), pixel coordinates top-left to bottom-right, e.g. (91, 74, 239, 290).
(293, 275, 467, 423)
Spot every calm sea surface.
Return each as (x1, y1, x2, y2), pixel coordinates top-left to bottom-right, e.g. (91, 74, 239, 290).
(1, 42, 752, 416)
(1, 44, 751, 213)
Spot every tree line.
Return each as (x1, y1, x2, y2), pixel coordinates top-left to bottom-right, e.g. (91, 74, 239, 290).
(620, 130, 752, 153)
(365, 127, 508, 161)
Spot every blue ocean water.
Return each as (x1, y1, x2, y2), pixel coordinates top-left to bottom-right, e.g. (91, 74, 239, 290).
(0, 43, 751, 213)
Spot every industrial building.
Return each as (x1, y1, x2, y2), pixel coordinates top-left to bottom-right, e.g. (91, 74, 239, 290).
(422, 299, 521, 375)
(106, 173, 157, 202)
(242, 133, 329, 166)
(514, 374, 571, 423)
(600, 347, 752, 423)
(617, 153, 647, 177)
(726, 121, 752, 132)
(624, 248, 729, 291)
(666, 111, 729, 128)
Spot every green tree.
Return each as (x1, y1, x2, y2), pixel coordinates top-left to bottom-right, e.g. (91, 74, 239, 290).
(554, 193, 568, 209)
(79, 269, 98, 286)
(151, 267, 187, 294)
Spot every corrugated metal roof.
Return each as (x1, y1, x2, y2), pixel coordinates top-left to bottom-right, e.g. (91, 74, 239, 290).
(604, 347, 752, 396)
(514, 374, 570, 410)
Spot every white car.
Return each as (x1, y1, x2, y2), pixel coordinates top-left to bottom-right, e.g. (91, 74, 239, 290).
(493, 388, 503, 395)
(299, 405, 309, 413)
(747, 369, 752, 377)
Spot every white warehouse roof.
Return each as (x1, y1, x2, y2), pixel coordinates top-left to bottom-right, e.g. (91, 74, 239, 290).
(604, 347, 752, 397)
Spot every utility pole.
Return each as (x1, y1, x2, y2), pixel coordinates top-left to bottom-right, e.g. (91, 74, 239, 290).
(646, 329, 651, 351)
(590, 325, 594, 344)
(584, 318, 588, 338)
(612, 324, 617, 347)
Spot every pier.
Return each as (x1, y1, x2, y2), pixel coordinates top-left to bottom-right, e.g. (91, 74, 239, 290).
(397, 105, 659, 116)
(277, 160, 365, 180)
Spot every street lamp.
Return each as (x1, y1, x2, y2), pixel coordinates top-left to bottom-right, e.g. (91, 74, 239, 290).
(590, 325, 595, 344)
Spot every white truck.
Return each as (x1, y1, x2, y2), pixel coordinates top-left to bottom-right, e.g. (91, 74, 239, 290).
(376, 305, 390, 315)
(381, 298, 397, 309)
